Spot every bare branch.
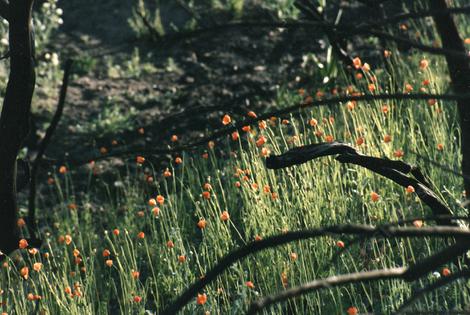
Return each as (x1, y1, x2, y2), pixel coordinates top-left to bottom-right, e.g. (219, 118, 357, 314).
(266, 142, 455, 225)
(160, 225, 470, 315)
(247, 267, 407, 314)
(52, 92, 470, 166)
(27, 59, 73, 242)
(396, 268, 470, 313)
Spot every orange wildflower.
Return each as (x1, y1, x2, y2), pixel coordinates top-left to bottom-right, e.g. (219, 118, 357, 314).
(220, 211, 230, 222)
(413, 220, 423, 228)
(19, 239, 28, 249)
(383, 134, 392, 143)
(137, 232, 145, 239)
(65, 235, 72, 245)
(197, 219, 207, 229)
(394, 149, 404, 158)
(242, 125, 251, 132)
(442, 268, 451, 277)
(247, 111, 257, 118)
(100, 147, 108, 155)
(222, 114, 231, 125)
(384, 50, 392, 58)
(113, 229, 120, 236)
(178, 255, 186, 263)
(255, 235, 262, 241)
(136, 156, 145, 164)
(166, 240, 174, 248)
(102, 249, 111, 257)
(105, 260, 113, 267)
(347, 306, 358, 315)
(171, 135, 178, 142)
(132, 270, 140, 279)
(156, 195, 165, 205)
(246, 281, 255, 289)
(325, 135, 334, 143)
(260, 147, 270, 157)
(163, 169, 172, 177)
(256, 136, 267, 147)
(133, 296, 142, 303)
(152, 207, 160, 217)
(405, 185, 415, 194)
(290, 252, 298, 261)
(356, 137, 364, 146)
(352, 57, 362, 69)
(437, 143, 444, 151)
(196, 293, 207, 305)
(427, 99, 437, 106)
(20, 266, 29, 279)
(175, 157, 183, 164)
(405, 83, 413, 93)
(33, 263, 42, 272)
(309, 118, 318, 127)
(370, 191, 380, 202)
(258, 120, 267, 129)
(382, 105, 389, 114)
(202, 191, 211, 200)
(59, 166, 67, 174)
(336, 240, 345, 248)
(419, 59, 429, 70)
(231, 131, 239, 141)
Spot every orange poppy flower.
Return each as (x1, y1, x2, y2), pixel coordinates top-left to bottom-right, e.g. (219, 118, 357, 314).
(166, 240, 174, 248)
(152, 207, 160, 216)
(246, 281, 255, 289)
(256, 136, 267, 147)
(393, 149, 404, 158)
(220, 211, 230, 221)
(178, 255, 186, 263)
(254, 235, 262, 241)
(290, 252, 298, 261)
(19, 239, 28, 249)
(325, 135, 334, 143)
(196, 293, 207, 305)
(137, 232, 145, 239)
(163, 169, 172, 177)
(258, 120, 267, 129)
(383, 134, 392, 143)
(260, 147, 270, 157)
(171, 135, 178, 142)
(133, 296, 142, 303)
(197, 219, 207, 229)
(405, 185, 415, 194)
(202, 191, 210, 199)
(33, 263, 42, 272)
(370, 192, 380, 202)
(65, 235, 72, 245)
(20, 266, 29, 279)
(437, 143, 444, 151)
(59, 166, 67, 174)
(113, 229, 120, 236)
(442, 268, 451, 276)
(222, 114, 231, 125)
(242, 126, 251, 132)
(156, 195, 165, 205)
(336, 240, 345, 248)
(103, 249, 111, 257)
(405, 83, 413, 93)
(132, 270, 140, 279)
(356, 137, 364, 146)
(352, 57, 362, 69)
(347, 306, 358, 315)
(309, 118, 318, 127)
(247, 111, 257, 118)
(413, 220, 423, 228)
(105, 260, 113, 267)
(175, 157, 182, 164)
(419, 59, 429, 70)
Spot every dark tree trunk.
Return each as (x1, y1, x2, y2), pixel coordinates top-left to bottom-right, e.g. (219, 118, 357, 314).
(0, 0, 35, 256)
(430, 0, 470, 199)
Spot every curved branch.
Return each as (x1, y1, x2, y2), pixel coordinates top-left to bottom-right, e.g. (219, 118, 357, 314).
(52, 92, 470, 166)
(247, 267, 407, 314)
(27, 59, 73, 241)
(160, 225, 470, 315)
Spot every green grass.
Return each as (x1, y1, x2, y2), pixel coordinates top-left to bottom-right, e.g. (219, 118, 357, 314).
(2, 47, 470, 315)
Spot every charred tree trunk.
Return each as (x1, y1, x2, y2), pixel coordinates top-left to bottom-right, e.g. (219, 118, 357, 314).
(0, 0, 35, 256)
(430, 0, 470, 200)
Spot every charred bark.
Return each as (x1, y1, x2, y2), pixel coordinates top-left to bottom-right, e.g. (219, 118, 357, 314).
(0, 0, 35, 256)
